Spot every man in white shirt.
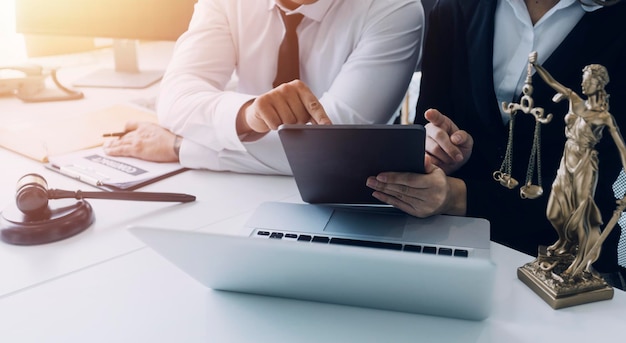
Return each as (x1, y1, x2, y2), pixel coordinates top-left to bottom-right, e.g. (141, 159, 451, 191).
(104, 0, 424, 175)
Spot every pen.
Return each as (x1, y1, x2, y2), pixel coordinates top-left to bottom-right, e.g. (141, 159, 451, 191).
(59, 166, 103, 187)
(102, 131, 127, 138)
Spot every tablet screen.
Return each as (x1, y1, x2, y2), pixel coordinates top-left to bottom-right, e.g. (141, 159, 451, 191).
(278, 124, 425, 204)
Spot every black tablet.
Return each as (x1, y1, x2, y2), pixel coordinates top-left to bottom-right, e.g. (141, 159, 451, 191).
(278, 124, 426, 204)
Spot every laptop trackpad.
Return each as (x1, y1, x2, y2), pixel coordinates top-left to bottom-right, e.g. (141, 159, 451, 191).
(324, 209, 406, 239)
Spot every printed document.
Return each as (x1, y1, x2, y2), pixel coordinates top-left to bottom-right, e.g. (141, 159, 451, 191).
(47, 146, 186, 191)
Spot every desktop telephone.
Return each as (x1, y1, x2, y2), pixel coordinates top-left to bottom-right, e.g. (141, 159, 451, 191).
(0, 64, 83, 102)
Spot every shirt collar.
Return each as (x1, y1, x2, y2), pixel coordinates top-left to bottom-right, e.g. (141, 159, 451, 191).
(560, 0, 603, 12)
(577, 0, 604, 12)
(269, 0, 333, 22)
(506, 0, 602, 13)
(533, 0, 598, 12)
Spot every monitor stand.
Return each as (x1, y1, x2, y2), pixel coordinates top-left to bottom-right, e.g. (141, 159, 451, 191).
(73, 39, 163, 89)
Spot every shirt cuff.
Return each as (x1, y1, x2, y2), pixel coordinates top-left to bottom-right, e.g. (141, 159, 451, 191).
(214, 91, 256, 151)
(178, 138, 220, 170)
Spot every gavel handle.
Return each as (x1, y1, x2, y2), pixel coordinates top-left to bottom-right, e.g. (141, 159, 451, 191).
(47, 189, 196, 203)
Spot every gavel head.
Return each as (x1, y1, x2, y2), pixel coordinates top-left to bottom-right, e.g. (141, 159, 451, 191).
(15, 173, 50, 216)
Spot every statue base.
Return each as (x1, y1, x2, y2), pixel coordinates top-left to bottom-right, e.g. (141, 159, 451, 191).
(517, 246, 613, 309)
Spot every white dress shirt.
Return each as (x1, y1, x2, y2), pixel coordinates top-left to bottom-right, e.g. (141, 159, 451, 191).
(493, 0, 600, 122)
(157, 0, 423, 175)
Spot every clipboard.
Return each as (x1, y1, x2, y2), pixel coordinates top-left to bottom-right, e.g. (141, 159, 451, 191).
(46, 147, 188, 191)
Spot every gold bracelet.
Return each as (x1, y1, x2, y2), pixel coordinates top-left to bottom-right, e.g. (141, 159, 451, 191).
(173, 135, 182, 157)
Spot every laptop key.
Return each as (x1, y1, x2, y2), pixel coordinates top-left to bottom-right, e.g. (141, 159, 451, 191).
(438, 248, 453, 256)
(312, 236, 330, 243)
(454, 249, 469, 258)
(269, 232, 284, 239)
(403, 244, 422, 253)
(297, 235, 312, 242)
(423, 246, 437, 254)
(257, 231, 270, 237)
(330, 238, 402, 251)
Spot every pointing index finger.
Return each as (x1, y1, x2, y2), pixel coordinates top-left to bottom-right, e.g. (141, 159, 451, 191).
(295, 82, 332, 125)
(306, 99, 332, 125)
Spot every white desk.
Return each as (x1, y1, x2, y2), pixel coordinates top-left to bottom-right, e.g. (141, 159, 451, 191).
(0, 44, 625, 343)
(0, 212, 624, 343)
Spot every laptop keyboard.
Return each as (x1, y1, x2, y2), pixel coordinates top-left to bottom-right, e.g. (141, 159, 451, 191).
(255, 230, 469, 258)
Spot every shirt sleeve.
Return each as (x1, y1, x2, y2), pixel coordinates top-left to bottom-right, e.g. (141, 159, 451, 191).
(158, 0, 249, 153)
(318, 0, 423, 125)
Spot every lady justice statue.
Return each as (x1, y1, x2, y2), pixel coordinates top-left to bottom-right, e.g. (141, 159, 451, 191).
(503, 52, 626, 308)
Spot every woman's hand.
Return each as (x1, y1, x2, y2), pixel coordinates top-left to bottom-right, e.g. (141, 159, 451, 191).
(423, 108, 473, 175)
(366, 155, 467, 218)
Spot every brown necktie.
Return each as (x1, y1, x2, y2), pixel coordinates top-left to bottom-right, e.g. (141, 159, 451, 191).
(273, 9, 304, 88)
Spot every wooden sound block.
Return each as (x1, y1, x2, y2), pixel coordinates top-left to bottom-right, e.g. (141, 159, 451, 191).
(0, 199, 94, 245)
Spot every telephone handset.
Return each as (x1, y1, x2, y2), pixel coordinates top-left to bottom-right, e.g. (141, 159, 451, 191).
(0, 64, 83, 102)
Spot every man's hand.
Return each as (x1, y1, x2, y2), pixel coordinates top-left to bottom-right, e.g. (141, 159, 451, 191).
(103, 121, 179, 162)
(366, 155, 467, 218)
(237, 80, 332, 136)
(423, 108, 473, 175)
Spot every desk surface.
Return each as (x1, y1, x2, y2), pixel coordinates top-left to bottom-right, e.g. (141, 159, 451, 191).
(1, 213, 624, 343)
(1, 43, 625, 343)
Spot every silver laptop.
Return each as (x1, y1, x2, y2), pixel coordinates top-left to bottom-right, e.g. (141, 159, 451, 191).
(131, 202, 496, 321)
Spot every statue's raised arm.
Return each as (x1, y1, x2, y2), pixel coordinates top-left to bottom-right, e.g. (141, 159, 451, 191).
(529, 52, 579, 104)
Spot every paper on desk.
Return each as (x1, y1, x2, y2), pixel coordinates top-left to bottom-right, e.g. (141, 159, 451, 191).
(0, 104, 157, 162)
(46, 146, 187, 191)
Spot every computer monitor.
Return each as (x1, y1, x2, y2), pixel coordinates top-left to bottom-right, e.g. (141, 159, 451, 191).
(15, 0, 197, 89)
